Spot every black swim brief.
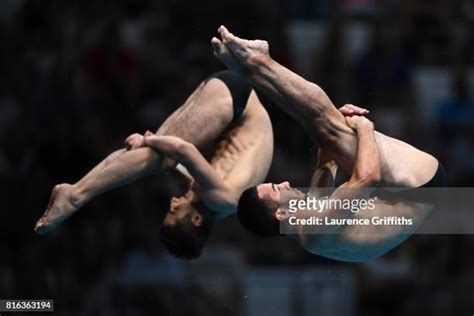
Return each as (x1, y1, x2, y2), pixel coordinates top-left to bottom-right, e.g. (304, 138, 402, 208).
(212, 70, 252, 122)
(396, 162, 447, 204)
(418, 162, 447, 188)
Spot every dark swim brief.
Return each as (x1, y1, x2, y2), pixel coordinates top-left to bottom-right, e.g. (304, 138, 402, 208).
(418, 162, 447, 188)
(396, 162, 447, 204)
(212, 70, 252, 122)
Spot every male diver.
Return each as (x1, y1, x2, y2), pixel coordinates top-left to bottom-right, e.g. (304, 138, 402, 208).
(212, 26, 446, 262)
(34, 71, 274, 259)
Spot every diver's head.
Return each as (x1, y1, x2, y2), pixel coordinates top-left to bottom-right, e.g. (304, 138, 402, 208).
(159, 192, 213, 259)
(237, 181, 301, 237)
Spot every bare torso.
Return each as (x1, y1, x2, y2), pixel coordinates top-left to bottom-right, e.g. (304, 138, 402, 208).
(302, 178, 434, 261)
(204, 91, 273, 217)
(298, 158, 435, 261)
(170, 90, 273, 218)
(211, 92, 273, 187)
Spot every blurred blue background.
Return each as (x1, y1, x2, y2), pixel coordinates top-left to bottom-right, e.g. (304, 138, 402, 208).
(0, 0, 473, 315)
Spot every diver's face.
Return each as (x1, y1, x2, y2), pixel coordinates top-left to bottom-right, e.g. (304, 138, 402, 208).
(163, 196, 194, 226)
(256, 181, 292, 203)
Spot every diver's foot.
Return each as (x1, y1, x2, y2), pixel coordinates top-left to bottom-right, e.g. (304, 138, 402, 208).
(217, 25, 271, 71)
(212, 36, 244, 73)
(34, 183, 81, 235)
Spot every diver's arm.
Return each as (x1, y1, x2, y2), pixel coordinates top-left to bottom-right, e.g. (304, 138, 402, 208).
(309, 104, 370, 193)
(321, 116, 380, 213)
(144, 135, 224, 191)
(297, 116, 380, 237)
(343, 116, 381, 188)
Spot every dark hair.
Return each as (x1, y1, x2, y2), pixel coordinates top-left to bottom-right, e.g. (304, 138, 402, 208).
(237, 186, 280, 237)
(159, 205, 213, 260)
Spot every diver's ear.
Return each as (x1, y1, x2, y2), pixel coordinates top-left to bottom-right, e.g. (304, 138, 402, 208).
(274, 208, 289, 221)
(191, 213, 203, 227)
(277, 181, 291, 190)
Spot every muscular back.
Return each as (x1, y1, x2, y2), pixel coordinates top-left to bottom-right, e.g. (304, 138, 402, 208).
(211, 91, 273, 200)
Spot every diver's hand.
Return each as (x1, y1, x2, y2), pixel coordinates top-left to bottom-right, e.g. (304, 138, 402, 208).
(345, 115, 374, 131)
(339, 104, 369, 117)
(124, 130, 154, 150)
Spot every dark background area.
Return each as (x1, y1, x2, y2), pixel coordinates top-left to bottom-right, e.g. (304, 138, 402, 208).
(0, 0, 473, 315)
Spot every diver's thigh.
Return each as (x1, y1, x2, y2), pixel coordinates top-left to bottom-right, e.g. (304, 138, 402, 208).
(156, 73, 241, 151)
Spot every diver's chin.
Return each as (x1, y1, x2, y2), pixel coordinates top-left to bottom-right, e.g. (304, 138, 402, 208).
(291, 188, 306, 198)
(281, 187, 306, 200)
